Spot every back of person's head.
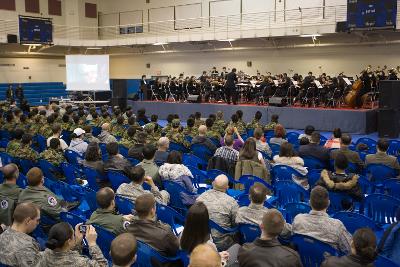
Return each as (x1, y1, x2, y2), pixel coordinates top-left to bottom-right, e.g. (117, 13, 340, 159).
(12, 202, 40, 225)
(46, 222, 74, 250)
(341, 134, 352, 145)
(304, 125, 315, 135)
(249, 183, 267, 204)
(21, 134, 32, 145)
(198, 125, 207, 135)
(253, 127, 263, 140)
(262, 209, 285, 238)
(187, 118, 195, 128)
(205, 118, 213, 128)
(181, 202, 210, 253)
(240, 138, 257, 159)
(236, 110, 243, 119)
(310, 131, 321, 144)
(2, 163, 19, 181)
(126, 166, 145, 184)
(135, 193, 155, 218)
(27, 167, 44, 186)
(255, 111, 262, 120)
(166, 150, 182, 164)
(49, 137, 60, 149)
(352, 228, 377, 263)
(271, 114, 279, 123)
(111, 233, 138, 266)
(158, 137, 169, 149)
(299, 137, 310, 145)
(310, 186, 329, 211)
(14, 128, 24, 140)
(224, 135, 234, 147)
(189, 244, 222, 267)
(274, 124, 286, 138)
(231, 114, 238, 123)
(333, 128, 342, 139)
(142, 144, 157, 160)
(106, 142, 119, 156)
(96, 187, 115, 209)
(334, 152, 348, 171)
(377, 138, 389, 152)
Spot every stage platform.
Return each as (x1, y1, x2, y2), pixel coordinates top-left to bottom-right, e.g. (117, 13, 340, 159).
(129, 101, 378, 134)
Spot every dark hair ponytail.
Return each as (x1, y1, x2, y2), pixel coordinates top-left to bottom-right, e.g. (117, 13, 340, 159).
(353, 228, 377, 263)
(45, 222, 74, 250)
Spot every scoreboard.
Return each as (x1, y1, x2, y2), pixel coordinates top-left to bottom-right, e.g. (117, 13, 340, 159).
(19, 16, 53, 45)
(347, 0, 397, 30)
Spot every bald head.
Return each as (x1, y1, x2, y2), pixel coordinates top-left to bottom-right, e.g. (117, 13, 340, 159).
(102, 123, 110, 131)
(261, 209, 284, 239)
(212, 175, 229, 192)
(189, 244, 222, 267)
(1, 163, 19, 181)
(198, 125, 207, 135)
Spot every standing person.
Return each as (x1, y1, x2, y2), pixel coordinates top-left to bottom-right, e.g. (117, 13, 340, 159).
(225, 68, 238, 105)
(16, 84, 24, 107)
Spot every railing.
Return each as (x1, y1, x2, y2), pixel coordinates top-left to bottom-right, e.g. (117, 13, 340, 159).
(0, 5, 347, 43)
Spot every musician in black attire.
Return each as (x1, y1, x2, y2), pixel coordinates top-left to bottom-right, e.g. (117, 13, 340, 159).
(355, 70, 373, 108)
(225, 68, 238, 105)
(5, 85, 13, 102)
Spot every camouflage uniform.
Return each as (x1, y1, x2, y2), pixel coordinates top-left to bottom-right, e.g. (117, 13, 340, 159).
(264, 121, 277, 131)
(19, 144, 40, 161)
(182, 127, 198, 138)
(6, 140, 21, 158)
(0, 183, 22, 226)
(18, 185, 63, 220)
(39, 148, 66, 166)
(87, 209, 129, 236)
(247, 118, 264, 130)
(0, 228, 42, 267)
(40, 245, 108, 266)
(116, 182, 170, 205)
(196, 189, 239, 251)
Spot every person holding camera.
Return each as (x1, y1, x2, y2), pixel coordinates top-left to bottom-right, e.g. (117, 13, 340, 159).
(40, 222, 108, 266)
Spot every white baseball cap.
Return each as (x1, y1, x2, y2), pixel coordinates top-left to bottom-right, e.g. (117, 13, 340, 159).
(73, 128, 86, 136)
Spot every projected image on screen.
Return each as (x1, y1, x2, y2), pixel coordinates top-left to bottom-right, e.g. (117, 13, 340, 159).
(66, 55, 110, 91)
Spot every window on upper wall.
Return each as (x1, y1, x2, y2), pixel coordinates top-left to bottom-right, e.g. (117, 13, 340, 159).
(25, 0, 40, 13)
(85, 2, 97, 18)
(48, 0, 61, 16)
(0, 0, 16, 11)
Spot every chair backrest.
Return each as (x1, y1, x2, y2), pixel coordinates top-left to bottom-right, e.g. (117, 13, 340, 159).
(135, 240, 180, 267)
(156, 203, 185, 236)
(363, 194, 400, 225)
(182, 153, 207, 170)
(367, 164, 397, 182)
(64, 150, 82, 166)
(303, 156, 325, 170)
(271, 165, 305, 182)
(82, 166, 100, 191)
(92, 224, 116, 261)
(328, 192, 354, 214)
(239, 175, 274, 194)
(284, 202, 311, 224)
(332, 211, 379, 234)
(115, 195, 135, 215)
(239, 223, 261, 243)
(274, 181, 309, 208)
(292, 234, 340, 267)
(190, 144, 213, 161)
(384, 178, 400, 198)
(39, 159, 62, 181)
(60, 212, 86, 227)
(375, 255, 399, 267)
(169, 142, 189, 154)
(107, 171, 131, 191)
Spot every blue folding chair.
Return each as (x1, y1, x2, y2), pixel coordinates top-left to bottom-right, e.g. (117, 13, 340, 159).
(239, 223, 261, 243)
(292, 234, 340, 267)
(107, 171, 131, 191)
(284, 202, 311, 224)
(362, 194, 400, 225)
(271, 165, 306, 182)
(238, 175, 274, 194)
(355, 137, 377, 154)
(92, 225, 116, 262)
(367, 164, 397, 183)
(383, 178, 400, 198)
(332, 211, 380, 234)
(19, 158, 36, 175)
(182, 153, 207, 170)
(60, 212, 86, 227)
(64, 150, 83, 166)
(163, 180, 197, 214)
(375, 255, 399, 267)
(39, 159, 63, 181)
(303, 156, 325, 170)
(191, 144, 213, 161)
(135, 240, 180, 267)
(269, 143, 281, 157)
(169, 142, 189, 154)
(36, 134, 47, 152)
(119, 145, 129, 158)
(156, 203, 185, 236)
(115, 195, 134, 215)
(82, 166, 103, 191)
(236, 193, 273, 208)
(328, 192, 354, 214)
(274, 181, 309, 208)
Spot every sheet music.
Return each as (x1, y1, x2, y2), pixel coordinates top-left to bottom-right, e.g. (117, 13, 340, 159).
(343, 78, 352, 86)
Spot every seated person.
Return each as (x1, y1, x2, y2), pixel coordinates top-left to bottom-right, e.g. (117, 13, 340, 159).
(110, 233, 138, 267)
(126, 194, 179, 259)
(104, 142, 132, 174)
(298, 125, 315, 142)
(40, 138, 67, 167)
(366, 138, 400, 171)
(137, 144, 162, 188)
(19, 134, 39, 161)
(322, 228, 377, 267)
(87, 187, 134, 235)
(47, 124, 68, 150)
(324, 128, 342, 149)
(117, 165, 170, 205)
(253, 127, 272, 157)
(128, 131, 147, 161)
(269, 124, 288, 146)
(154, 137, 170, 165)
(68, 128, 88, 157)
(40, 222, 107, 266)
(98, 123, 117, 144)
(238, 209, 302, 267)
(316, 153, 363, 205)
(0, 164, 22, 226)
(18, 167, 78, 221)
(192, 125, 217, 153)
(0, 203, 42, 266)
(299, 131, 330, 166)
(292, 186, 352, 254)
(331, 134, 364, 171)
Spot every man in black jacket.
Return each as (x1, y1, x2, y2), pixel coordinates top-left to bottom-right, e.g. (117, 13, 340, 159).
(238, 209, 302, 267)
(225, 68, 238, 104)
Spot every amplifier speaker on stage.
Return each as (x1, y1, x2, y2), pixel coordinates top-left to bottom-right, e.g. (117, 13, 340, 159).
(379, 80, 400, 109)
(268, 97, 287, 107)
(378, 109, 399, 138)
(187, 94, 201, 103)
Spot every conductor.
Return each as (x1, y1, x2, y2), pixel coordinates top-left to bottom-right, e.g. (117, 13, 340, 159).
(225, 68, 238, 105)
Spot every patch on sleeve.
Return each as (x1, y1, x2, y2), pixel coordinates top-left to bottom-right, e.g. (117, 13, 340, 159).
(47, 196, 58, 207)
(0, 200, 8, 209)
